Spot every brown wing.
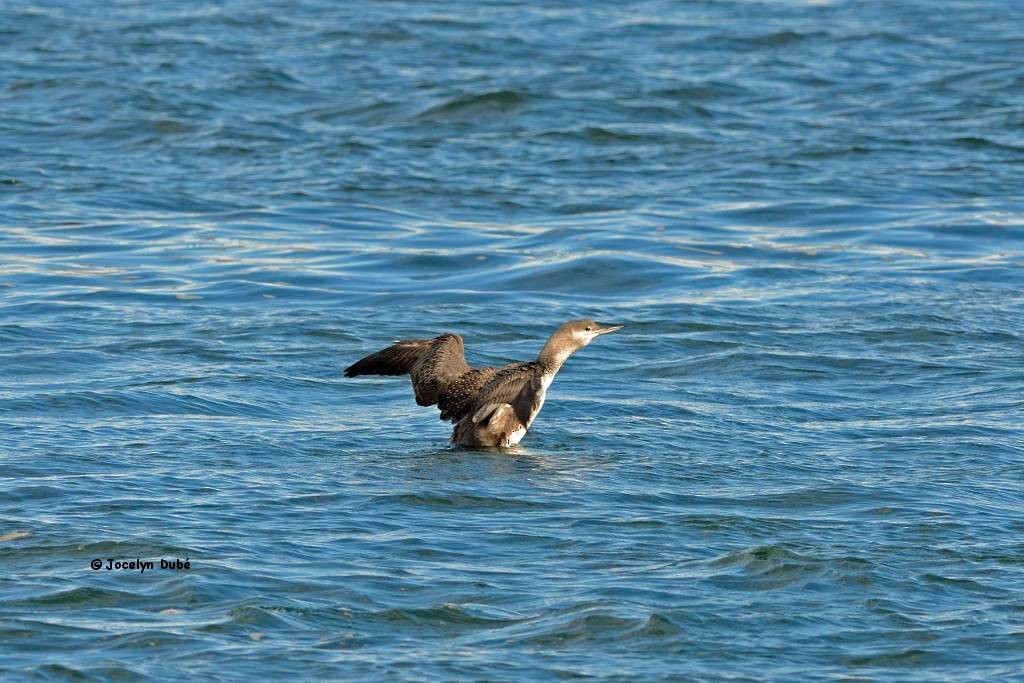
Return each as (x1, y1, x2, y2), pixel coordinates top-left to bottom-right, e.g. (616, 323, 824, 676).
(449, 363, 544, 446)
(470, 362, 543, 426)
(345, 333, 471, 407)
(409, 333, 471, 406)
(344, 338, 433, 377)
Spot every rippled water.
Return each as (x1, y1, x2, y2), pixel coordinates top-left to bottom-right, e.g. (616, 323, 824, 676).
(3, 0, 1023, 679)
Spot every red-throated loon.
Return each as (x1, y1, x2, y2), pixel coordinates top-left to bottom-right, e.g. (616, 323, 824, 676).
(344, 319, 623, 447)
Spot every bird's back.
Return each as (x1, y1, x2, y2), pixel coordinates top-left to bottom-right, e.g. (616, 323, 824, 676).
(437, 366, 499, 422)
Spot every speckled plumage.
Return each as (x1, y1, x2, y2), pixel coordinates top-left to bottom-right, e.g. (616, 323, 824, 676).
(344, 320, 622, 447)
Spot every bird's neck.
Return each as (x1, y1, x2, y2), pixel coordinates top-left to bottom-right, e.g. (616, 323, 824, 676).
(537, 340, 575, 375)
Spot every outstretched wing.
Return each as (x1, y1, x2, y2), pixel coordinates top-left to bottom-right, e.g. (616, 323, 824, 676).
(344, 338, 433, 377)
(409, 334, 472, 406)
(345, 333, 471, 407)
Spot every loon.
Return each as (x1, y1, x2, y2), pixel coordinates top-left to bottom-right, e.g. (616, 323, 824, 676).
(344, 319, 623, 447)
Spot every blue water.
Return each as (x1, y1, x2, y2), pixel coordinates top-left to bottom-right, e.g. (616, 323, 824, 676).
(2, 0, 1023, 679)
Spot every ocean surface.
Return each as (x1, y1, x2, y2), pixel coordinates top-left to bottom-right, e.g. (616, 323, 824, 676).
(2, 0, 1023, 680)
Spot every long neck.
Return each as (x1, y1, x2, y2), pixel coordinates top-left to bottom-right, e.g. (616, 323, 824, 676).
(537, 336, 575, 374)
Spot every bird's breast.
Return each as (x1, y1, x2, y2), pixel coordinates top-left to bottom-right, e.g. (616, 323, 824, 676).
(500, 372, 556, 447)
(525, 372, 556, 428)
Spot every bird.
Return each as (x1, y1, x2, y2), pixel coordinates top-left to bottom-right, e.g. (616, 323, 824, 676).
(344, 319, 623, 447)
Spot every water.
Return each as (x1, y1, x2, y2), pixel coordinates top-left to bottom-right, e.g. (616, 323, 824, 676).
(2, 0, 1023, 679)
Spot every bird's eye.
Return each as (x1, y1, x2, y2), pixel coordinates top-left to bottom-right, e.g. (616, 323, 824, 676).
(585, 326, 591, 331)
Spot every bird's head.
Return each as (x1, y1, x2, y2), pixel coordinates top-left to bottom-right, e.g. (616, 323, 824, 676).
(539, 319, 623, 367)
(560, 319, 624, 348)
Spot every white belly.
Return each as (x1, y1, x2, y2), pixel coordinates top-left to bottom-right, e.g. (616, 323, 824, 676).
(531, 373, 554, 423)
(502, 426, 528, 447)
(501, 373, 554, 446)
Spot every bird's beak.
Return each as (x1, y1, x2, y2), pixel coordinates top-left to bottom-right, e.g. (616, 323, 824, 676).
(595, 324, 623, 335)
